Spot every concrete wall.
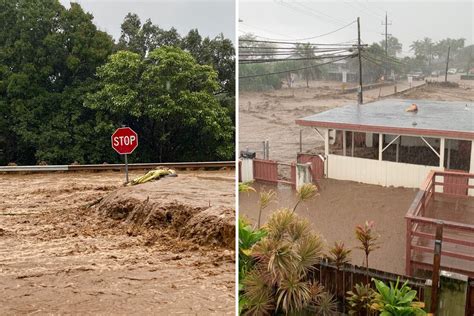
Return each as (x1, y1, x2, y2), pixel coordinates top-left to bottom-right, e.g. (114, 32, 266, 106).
(327, 154, 443, 188)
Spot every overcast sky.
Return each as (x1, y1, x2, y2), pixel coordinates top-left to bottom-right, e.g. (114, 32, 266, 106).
(239, 0, 473, 56)
(59, 0, 235, 42)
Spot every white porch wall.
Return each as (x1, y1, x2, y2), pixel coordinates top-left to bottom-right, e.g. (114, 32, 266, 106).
(327, 154, 443, 189)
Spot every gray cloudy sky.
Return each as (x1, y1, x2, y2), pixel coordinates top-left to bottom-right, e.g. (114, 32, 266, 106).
(59, 0, 235, 42)
(239, 0, 473, 56)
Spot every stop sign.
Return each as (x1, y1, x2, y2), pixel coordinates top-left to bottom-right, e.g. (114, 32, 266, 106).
(111, 127, 138, 155)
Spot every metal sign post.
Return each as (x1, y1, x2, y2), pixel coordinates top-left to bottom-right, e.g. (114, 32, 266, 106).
(111, 126, 138, 184)
(124, 153, 129, 183)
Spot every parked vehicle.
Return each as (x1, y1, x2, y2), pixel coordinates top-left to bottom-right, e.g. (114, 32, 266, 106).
(431, 71, 439, 77)
(411, 72, 425, 81)
(447, 68, 457, 74)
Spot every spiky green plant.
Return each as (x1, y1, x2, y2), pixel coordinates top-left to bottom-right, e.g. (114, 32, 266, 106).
(239, 181, 256, 194)
(371, 278, 426, 315)
(329, 241, 352, 300)
(257, 189, 276, 228)
(293, 183, 318, 213)
(347, 283, 376, 315)
(242, 268, 274, 315)
(355, 221, 379, 285)
(329, 241, 352, 270)
(313, 292, 339, 316)
(277, 272, 312, 313)
(241, 208, 327, 315)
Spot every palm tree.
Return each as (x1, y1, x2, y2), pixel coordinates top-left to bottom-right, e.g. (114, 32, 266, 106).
(293, 43, 317, 88)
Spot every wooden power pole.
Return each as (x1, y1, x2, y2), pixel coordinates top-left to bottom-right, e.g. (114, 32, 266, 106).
(444, 46, 451, 82)
(381, 12, 392, 77)
(357, 17, 363, 104)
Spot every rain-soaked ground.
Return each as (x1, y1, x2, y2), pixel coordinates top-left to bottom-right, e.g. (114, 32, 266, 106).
(240, 179, 418, 275)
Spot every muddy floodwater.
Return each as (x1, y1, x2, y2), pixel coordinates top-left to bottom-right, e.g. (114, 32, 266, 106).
(240, 179, 418, 275)
(0, 170, 235, 315)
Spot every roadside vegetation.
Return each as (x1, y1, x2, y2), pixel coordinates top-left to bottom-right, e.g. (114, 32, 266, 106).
(0, 1, 235, 165)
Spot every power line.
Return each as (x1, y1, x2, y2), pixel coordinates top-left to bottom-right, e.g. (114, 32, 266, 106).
(363, 51, 404, 65)
(239, 54, 356, 79)
(291, 1, 352, 26)
(240, 53, 355, 64)
(238, 45, 354, 50)
(276, 0, 349, 27)
(239, 49, 351, 57)
(239, 38, 357, 47)
(239, 22, 293, 39)
(239, 20, 357, 43)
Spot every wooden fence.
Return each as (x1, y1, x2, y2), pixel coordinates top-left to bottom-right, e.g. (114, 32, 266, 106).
(253, 159, 296, 187)
(314, 259, 428, 313)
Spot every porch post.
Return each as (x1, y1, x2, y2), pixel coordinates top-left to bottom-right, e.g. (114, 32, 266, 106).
(351, 132, 354, 157)
(447, 139, 451, 169)
(378, 133, 383, 161)
(396, 136, 400, 162)
(469, 140, 474, 196)
(439, 137, 445, 168)
(324, 128, 329, 157)
(342, 130, 346, 156)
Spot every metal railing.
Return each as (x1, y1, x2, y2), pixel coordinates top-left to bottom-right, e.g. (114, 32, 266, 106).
(0, 161, 235, 173)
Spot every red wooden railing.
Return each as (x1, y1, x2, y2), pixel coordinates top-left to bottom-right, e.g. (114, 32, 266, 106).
(405, 170, 474, 277)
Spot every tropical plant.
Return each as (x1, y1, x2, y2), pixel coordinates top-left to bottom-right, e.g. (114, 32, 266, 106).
(293, 43, 318, 87)
(293, 183, 318, 213)
(329, 241, 352, 270)
(355, 221, 380, 285)
(371, 278, 426, 316)
(241, 209, 329, 315)
(312, 292, 339, 315)
(239, 217, 267, 282)
(257, 189, 276, 228)
(329, 241, 352, 300)
(347, 283, 376, 316)
(239, 181, 256, 194)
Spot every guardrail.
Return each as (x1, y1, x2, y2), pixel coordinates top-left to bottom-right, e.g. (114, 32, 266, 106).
(405, 170, 474, 277)
(0, 161, 235, 172)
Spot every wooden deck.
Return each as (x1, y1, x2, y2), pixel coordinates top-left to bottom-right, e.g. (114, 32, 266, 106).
(405, 171, 474, 277)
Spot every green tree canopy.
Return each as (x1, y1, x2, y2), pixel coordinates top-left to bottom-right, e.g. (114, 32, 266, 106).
(86, 47, 234, 162)
(0, 0, 115, 165)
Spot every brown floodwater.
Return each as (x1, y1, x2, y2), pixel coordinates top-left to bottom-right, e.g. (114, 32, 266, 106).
(240, 179, 418, 275)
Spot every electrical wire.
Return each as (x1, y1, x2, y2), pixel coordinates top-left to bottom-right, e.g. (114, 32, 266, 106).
(239, 54, 357, 79)
(240, 53, 355, 64)
(239, 20, 356, 42)
(239, 38, 357, 47)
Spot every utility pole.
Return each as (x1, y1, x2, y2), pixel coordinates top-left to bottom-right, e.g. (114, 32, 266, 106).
(444, 46, 451, 82)
(357, 17, 363, 104)
(381, 12, 392, 78)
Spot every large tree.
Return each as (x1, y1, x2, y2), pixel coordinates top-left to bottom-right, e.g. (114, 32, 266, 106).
(86, 47, 234, 162)
(0, 0, 115, 165)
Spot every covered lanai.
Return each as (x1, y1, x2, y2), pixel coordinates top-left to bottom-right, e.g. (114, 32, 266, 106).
(296, 99, 474, 194)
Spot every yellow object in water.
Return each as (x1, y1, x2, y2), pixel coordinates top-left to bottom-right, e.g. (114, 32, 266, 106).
(129, 168, 176, 186)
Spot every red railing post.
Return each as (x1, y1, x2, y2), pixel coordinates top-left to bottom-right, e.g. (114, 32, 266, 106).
(406, 218, 412, 276)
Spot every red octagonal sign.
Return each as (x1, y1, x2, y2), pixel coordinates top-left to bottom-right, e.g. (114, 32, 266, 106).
(111, 127, 138, 155)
